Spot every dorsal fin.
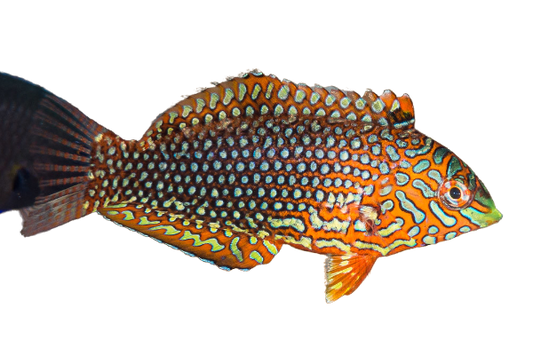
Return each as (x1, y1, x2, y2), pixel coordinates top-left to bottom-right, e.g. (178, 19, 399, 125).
(362, 89, 415, 128)
(141, 71, 416, 146)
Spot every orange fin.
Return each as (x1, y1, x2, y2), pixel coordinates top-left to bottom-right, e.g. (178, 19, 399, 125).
(99, 203, 282, 270)
(325, 254, 377, 303)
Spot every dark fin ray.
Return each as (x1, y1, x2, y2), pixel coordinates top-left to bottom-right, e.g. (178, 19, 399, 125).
(20, 185, 87, 236)
(0, 73, 111, 235)
(99, 203, 283, 270)
(325, 254, 377, 303)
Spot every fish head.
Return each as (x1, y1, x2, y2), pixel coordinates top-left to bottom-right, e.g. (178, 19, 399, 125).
(381, 138, 502, 251)
(435, 163, 502, 230)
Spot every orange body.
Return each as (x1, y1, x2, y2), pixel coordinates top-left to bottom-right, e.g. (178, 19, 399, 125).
(2, 71, 502, 302)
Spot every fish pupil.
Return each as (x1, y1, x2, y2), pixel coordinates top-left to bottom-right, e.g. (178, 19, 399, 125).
(450, 187, 461, 199)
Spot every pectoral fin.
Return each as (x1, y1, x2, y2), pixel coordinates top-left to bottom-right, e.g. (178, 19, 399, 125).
(325, 254, 377, 303)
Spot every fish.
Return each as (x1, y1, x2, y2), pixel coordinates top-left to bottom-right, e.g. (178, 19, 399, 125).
(0, 70, 502, 302)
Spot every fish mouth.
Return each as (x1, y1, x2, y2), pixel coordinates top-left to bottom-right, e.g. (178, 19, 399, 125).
(460, 206, 502, 228)
(460, 191, 505, 228)
(483, 208, 503, 227)
(465, 183, 503, 228)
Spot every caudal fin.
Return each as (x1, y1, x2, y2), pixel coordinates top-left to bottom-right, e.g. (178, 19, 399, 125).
(0, 73, 108, 236)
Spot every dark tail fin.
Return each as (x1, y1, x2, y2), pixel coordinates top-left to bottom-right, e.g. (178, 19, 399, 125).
(0, 73, 108, 236)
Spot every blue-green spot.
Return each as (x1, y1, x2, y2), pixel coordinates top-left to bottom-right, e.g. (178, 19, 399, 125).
(395, 172, 410, 186)
(325, 94, 336, 106)
(429, 200, 457, 227)
(278, 85, 290, 100)
(340, 97, 351, 108)
(396, 191, 425, 223)
(295, 89, 306, 103)
(355, 98, 366, 110)
(445, 232, 457, 240)
(371, 98, 385, 113)
(423, 236, 436, 245)
(459, 226, 471, 233)
(251, 84, 261, 100)
(408, 225, 420, 237)
(238, 83, 247, 101)
(310, 92, 320, 105)
(382, 199, 394, 212)
(428, 225, 439, 234)
(413, 159, 430, 173)
(433, 147, 450, 164)
(377, 218, 405, 237)
(386, 145, 400, 161)
(428, 169, 443, 184)
(447, 156, 462, 178)
(379, 162, 390, 174)
(223, 88, 234, 105)
(412, 179, 435, 198)
(406, 138, 433, 158)
(380, 185, 393, 196)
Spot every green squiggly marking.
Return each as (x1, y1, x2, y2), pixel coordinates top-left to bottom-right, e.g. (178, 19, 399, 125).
(377, 218, 404, 237)
(413, 179, 435, 198)
(230, 237, 243, 261)
(251, 84, 261, 100)
(249, 251, 264, 264)
(180, 231, 224, 252)
(413, 159, 430, 173)
(263, 240, 279, 255)
(447, 156, 462, 177)
(148, 225, 181, 235)
(429, 200, 457, 227)
(396, 191, 425, 223)
(395, 172, 410, 186)
(238, 83, 247, 101)
(433, 147, 450, 164)
(354, 238, 417, 256)
(223, 88, 234, 105)
(315, 239, 351, 252)
(428, 169, 443, 184)
(408, 225, 420, 237)
(386, 145, 400, 161)
(406, 138, 433, 158)
(139, 217, 161, 226)
(209, 93, 219, 109)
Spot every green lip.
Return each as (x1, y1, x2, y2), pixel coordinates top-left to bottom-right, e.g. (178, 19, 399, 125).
(461, 183, 503, 227)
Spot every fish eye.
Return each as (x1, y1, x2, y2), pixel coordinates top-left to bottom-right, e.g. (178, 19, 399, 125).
(438, 180, 472, 210)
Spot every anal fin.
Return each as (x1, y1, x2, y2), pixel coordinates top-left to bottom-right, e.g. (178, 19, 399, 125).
(99, 204, 282, 270)
(325, 254, 377, 303)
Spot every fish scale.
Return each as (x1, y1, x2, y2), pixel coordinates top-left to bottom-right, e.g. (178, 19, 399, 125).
(0, 71, 502, 302)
